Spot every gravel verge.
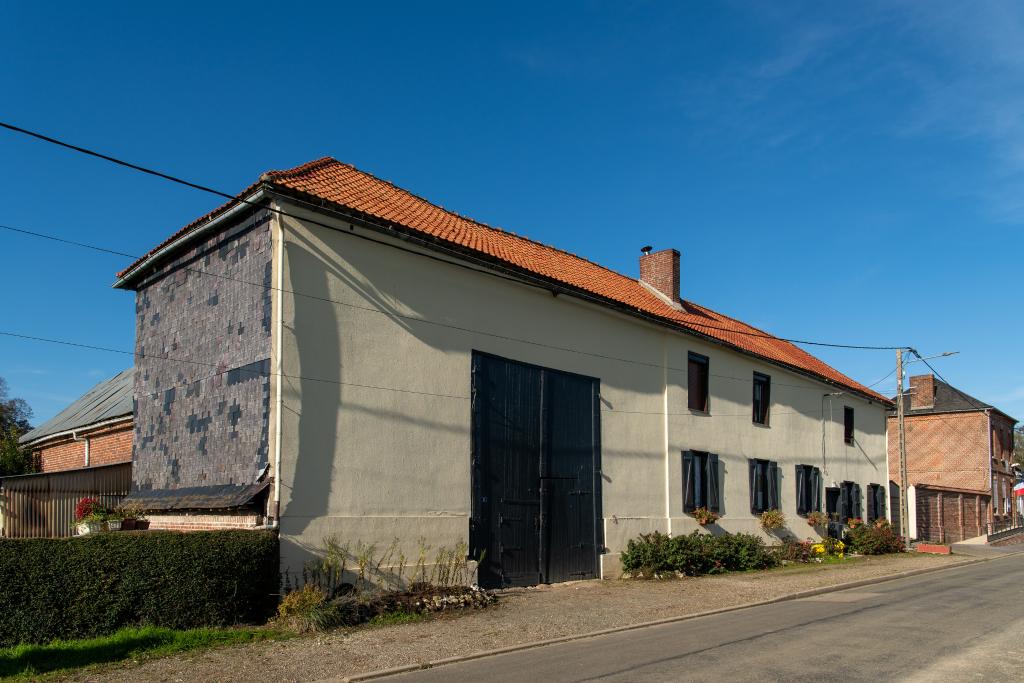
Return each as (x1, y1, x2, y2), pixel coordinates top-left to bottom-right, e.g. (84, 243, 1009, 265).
(64, 553, 966, 683)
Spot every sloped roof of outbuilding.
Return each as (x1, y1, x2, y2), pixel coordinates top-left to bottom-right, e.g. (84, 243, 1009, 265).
(20, 369, 134, 445)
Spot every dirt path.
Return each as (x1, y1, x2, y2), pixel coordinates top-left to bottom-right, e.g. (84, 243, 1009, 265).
(65, 553, 966, 683)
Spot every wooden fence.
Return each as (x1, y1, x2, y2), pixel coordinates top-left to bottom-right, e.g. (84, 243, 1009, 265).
(0, 463, 131, 538)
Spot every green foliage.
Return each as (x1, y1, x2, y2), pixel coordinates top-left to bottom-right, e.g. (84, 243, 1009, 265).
(620, 531, 779, 577)
(845, 520, 905, 555)
(0, 377, 36, 477)
(0, 625, 285, 680)
(0, 424, 36, 477)
(776, 539, 814, 563)
(0, 530, 279, 646)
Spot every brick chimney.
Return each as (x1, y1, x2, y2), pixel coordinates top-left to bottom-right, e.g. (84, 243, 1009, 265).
(639, 247, 681, 305)
(909, 374, 935, 410)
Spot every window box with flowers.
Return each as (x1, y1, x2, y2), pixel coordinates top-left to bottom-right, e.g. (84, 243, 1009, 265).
(692, 507, 719, 525)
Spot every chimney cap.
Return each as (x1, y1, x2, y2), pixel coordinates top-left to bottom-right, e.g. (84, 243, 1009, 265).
(640, 245, 653, 255)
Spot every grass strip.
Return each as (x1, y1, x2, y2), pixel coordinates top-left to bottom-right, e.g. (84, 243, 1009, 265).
(0, 625, 288, 680)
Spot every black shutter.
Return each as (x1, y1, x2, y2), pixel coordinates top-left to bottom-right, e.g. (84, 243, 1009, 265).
(707, 453, 720, 513)
(811, 468, 822, 512)
(768, 461, 780, 510)
(796, 465, 807, 515)
(682, 451, 695, 512)
(749, 459, 758, 514)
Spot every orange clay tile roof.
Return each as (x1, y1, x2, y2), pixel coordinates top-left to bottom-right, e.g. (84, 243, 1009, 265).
(118, 157, 889, 403)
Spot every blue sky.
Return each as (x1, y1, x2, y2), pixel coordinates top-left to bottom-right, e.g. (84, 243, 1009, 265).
(2, 1, 1022, 424)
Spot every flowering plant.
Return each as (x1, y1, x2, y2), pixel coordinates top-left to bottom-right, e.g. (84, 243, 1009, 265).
(75, 497, 106, 522)
(692, 507, 719, 525)
(759, 509, 786, 531)
(847, 517, 864, 529)
(805, 511, 829, 528)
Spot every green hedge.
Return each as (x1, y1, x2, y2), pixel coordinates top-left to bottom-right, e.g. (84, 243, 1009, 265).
(620, 531, 778, 577)
(0, 530, 278, 646)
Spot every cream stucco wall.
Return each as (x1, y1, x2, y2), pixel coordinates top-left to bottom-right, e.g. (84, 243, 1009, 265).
(273, 202, 888, 581)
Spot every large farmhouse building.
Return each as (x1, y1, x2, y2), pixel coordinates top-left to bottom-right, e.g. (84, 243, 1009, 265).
(115, 158, 892, 586)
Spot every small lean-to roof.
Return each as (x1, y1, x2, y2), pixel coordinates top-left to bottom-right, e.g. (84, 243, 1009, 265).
(20, 369, 134, 445)
(116, 158, 889, 403)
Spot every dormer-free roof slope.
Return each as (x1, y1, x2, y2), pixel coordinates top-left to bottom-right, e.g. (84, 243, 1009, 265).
(116, 158, 889, 403)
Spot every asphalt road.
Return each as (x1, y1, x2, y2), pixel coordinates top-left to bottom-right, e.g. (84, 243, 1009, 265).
(383, 554, 1024, 682)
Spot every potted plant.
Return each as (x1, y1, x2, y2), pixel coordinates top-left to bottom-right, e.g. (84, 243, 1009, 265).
(117, 502, 145, 530)
(692, 507, 719, 525)
(105, 508, 124, 532)
(759, 508, 786, 531)
(74, 497, 107, 535)
(805, 511, 829, 530)
(847, 517, 864, 529)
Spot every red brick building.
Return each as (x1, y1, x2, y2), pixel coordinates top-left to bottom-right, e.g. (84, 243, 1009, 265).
(887, 374, 1017, 532)
(19, 369, 133, 473)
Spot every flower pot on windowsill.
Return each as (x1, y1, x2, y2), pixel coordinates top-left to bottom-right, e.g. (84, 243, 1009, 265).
(121, 519, 136, 531)
(135, 520, 150, 530)
(106, 520, 122, 532)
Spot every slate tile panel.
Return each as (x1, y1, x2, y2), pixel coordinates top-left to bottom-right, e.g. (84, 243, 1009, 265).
(132, 209, 272, 492)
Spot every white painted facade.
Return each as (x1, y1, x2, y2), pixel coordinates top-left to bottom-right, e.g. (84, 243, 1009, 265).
(270, 201, 889, 579)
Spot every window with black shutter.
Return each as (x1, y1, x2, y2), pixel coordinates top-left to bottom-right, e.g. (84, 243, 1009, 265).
(688, 352, 710, 413)
(752, 372, 771, 425)
(682, 450, 720, 513)
(843, 406, 855, 444)
(795, 464, 822, 515)
(866, 483, 886, 522)
(840, 481, 861, 522)
(749, 458, 780, 514)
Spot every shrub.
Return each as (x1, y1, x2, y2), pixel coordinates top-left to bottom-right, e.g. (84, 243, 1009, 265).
(845, 520, 904, 555)
(620, 531, 778, 577)
(0, 530, 278, 646)
(776, 539, 814, 563)
(759, 509, 786, 531)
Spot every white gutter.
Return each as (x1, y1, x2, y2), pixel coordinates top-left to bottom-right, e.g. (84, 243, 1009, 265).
(113, 188, 267, 289)
(272, 202, 285, 527)
(662, 334, 671, 536)
(21, 415, 133, 448)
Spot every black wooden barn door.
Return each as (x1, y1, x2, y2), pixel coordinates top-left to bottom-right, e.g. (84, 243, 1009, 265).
(471, 352, 601, 588)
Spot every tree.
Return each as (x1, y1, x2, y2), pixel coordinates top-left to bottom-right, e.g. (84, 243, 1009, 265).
(0, 377, 35, 476)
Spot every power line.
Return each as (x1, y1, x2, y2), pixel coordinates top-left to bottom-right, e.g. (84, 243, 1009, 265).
(0, 120, 908, 355)
(0, 219, 896, 396)
(0, 330, 469, 401)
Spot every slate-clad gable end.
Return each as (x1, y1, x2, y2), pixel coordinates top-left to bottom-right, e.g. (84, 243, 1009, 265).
(132, 209, 272, 491)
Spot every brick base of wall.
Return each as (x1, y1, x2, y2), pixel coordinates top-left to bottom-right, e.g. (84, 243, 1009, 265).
(145, 512, 264, 531)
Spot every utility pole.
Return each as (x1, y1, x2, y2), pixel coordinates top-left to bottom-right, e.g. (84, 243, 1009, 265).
(896, 348, 910, 545)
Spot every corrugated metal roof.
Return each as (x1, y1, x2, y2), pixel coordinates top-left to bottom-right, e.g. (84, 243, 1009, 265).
(123, 482, 269, 510)
(20, 369, 134, 445)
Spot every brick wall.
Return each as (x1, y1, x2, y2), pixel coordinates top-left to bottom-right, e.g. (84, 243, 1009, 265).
(33, 421, 133, 473)
(145, 511, 263, 531)
(889, 410, 1019, 522)
(887, 411, 990, 492)
(914, 485, 988, 543)
(131, 208, 272, 492)
(639, 248, 680, 303)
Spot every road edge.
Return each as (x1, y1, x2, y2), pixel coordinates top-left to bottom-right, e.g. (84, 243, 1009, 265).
(337, 555, 990, 682)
